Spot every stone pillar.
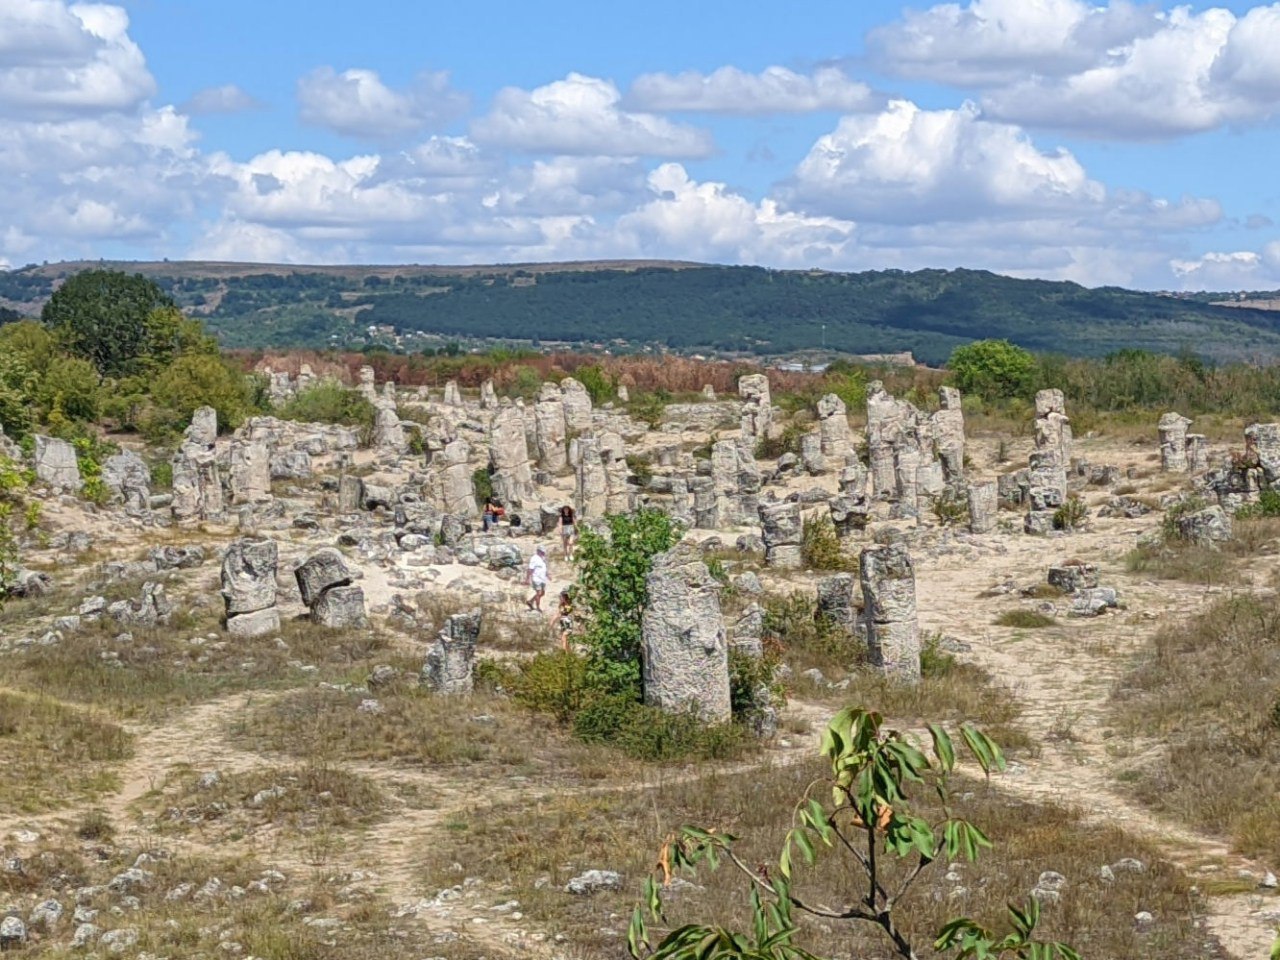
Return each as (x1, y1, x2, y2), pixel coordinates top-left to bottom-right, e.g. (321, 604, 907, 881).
(357, 366, 377, 402)
(428, 438, 478, 517)
(560, 377, 594, 432)
(868, 427, 898, 501)
(816, 573, 857, 636)
(711, 438, 761, 526)
(731, 603, 764, 657)
(295, 549, 368, 628)
(373, 406, 407, 455)
(601, 432, 632, 515)
(829, 495, 869, 544)
(103, 451, 151, 517)
(443, 380, 462, 407)
(575, 436, 609, 519)
(838, 459, 867, 497)
(534, 383, 568, 472)
(859, 543, 920, 682)
(738, 374, 772, 444)
(759, 501, 802, 569)
(422, 610, 481, 694)
(967, 479, 999, 534)
(932, 386, 966, 483)
(1186, 434, 1209, 474)
(1158, 412, 1193, 472)
(480, 379, 498, 409)
(702, 384, 716, 400)
(816, 393, 853, 462)
(229, 439, 271, 504)
(800, 433, 827, 475)
(172, 445, 225, 524)
(186, 406, 218, 447)
(33, 436, 81, 493)
(893, 440, 921, 519)
(691, 477, 718, 529)
(1246, 423, 1280, 486)
(220, 539, 280, 638)
(1034, 389, 1072, 465)
(488, 406, 536, 509)
(641, 545, 731, 722)
(338, 475, 364, 513)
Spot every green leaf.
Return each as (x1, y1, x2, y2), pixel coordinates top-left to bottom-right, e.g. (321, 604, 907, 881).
(928, 723, 956, 771)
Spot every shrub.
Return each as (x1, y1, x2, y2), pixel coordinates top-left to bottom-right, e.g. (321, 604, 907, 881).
(574, 364, 615, 405)
(755, 421, 807, 460)
(625, 453, 654, 488)
(576, 508, 680, 697)
(147, 353, 258, 438)
(801, 514, 853, 571)
(277, 381, 376, 428)
(1236, 488, 1280, 519)
(574, 695, 748, 762)
(1053, 495, 1088, 531)
(627, 390, 671, 427)
(994, 609, 1056, 628)
(36, 355, 100, 422)
(472, 467, 494, 505)
(947, 339, 1039, 400)
(509, 651, 592, 724)
(930, 488, 969, 527)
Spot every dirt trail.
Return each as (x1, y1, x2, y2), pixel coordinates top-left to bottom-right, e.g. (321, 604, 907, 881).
(914, 518, 1277, 959)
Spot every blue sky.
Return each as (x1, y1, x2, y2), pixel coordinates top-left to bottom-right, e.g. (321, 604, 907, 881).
(4, 0, 1280, 290)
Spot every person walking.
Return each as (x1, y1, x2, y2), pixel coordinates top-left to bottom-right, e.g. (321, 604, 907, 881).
(482, 495, 505, 532)
(525, 546, 549, 611)
(559, 503, 577, 560)
(553, 588, 575, 651)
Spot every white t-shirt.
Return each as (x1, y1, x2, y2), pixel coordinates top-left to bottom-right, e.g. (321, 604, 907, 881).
(528, 554, 548, 587)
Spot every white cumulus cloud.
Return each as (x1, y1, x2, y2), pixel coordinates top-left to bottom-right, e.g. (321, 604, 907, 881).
(183, 84, 261, 115)
(298, 66, 469, 140)
(472, 73, 715, 158)
(627, 65, 874, 115)
(0, 1, 155, 117)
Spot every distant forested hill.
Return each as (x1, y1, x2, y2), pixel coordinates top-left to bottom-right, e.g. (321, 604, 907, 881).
(3, 260, 1279, 364)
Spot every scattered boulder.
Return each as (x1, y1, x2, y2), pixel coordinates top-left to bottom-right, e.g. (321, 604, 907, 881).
(421, 611, 481, 695)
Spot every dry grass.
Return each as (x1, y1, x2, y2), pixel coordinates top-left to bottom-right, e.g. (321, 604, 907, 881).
(0, 615, 394, 721)
(416, 589, 551, 653)
(0, 837, 461, 960)
(1110, 592, 1280, 863)
(1124, 515, 1280, 585)
(228, 683, 629, 785)
(416, 756, 1212, 959)
(0, 690, 132, 811)
(142, 763, 387, 842)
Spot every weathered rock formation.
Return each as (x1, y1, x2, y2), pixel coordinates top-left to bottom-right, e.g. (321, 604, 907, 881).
(534, 383, 568, 472)
(488, 405, 536, 509)
(421, 610, 481, 694)
(34, 436, 81, 493)
(738, 374, 772, 445)
(1158, 412, 1193, 473)
(859, 543, 920, 681)
(102, 450, 151, 516)
(295, 549, 367, 628)
(220, 539, 280, 637)
(759, 500, 802, 569)
(641, 545, 731, 722)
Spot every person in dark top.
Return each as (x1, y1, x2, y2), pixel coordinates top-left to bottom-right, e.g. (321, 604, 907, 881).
(482, 496, 504, 532)
(554, 589, 575, 651)
(559, 504, 576, 560)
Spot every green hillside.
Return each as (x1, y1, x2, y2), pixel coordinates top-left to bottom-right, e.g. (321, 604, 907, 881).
(3, 260, 1278, 364)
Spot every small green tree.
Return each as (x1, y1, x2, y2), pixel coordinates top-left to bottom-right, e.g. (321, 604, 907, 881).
(146, 353, 258, 437)
(36, 355, 101, 422)
(947, 340, 1038, 401)
(629, 708, 1079, 960)
(41, 270, 177, 378)
(576, 508, 681, 696)
(0, 456, 33, 610)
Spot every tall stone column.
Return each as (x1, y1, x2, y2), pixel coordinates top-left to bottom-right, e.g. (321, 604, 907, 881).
(759, 501, 802, 569)
(422, 611, 481, 694)
(967, 479, 999, 534)
(1158, 412, 1193, 472)
(220, 539, 280, 638)
(641, 545, 731, 722)
(859, 543, 920, 682)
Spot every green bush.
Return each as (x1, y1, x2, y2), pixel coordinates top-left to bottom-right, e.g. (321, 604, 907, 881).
(149, 459, 173, 491)
(627, 390, 671, 427)
(37, 355, 100, 422)
(948, 339, 1038, 401)
(472, 467, 494, 505)
(576, 508, 680, 697)
(573, 364, 615, 405)
(146, 353, 259, 439)
(1053, 495, 1088, 531)
(764, 592, 862, 667)
(573, 694, 747, 761)
(277, 381, 376, 428)
(930, 489, 969, 527)
(509, 651, 592, 724)
(1236, 488, 1280, 519)
(755, 421, 807, 460)
(801, 514, 854, 571)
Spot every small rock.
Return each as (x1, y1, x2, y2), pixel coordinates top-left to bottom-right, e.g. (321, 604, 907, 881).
(0, 916, 27, 948)
(565, 870, 623, 895)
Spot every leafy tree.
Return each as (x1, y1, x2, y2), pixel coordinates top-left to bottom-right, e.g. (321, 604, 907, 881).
(947, 340, 1038, 401)
(574, 364, 616, 405)
(139, 305, 218, 373)
(0, 354, 37, 440)
(277, 381, 377, 428)
(36, 356, 100, 422)
(576, 508, 681, 696)
(41, 269, 177, 377)
(0, 320, 56, 374)
(0, 456, 34, 610)
(628, 708, 1079, 960)
(146, 353, 257, 437)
